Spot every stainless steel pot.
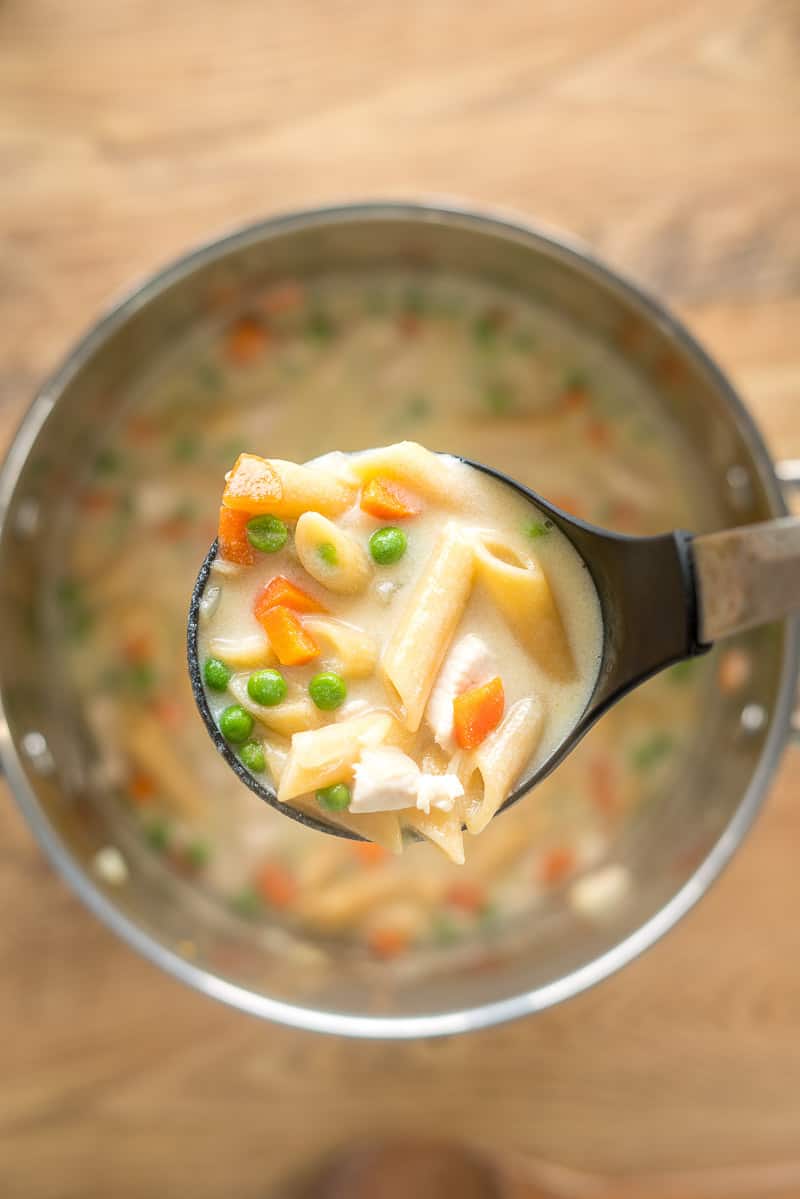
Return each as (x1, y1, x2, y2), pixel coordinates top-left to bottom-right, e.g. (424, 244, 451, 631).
(1, 202, 798, 1037)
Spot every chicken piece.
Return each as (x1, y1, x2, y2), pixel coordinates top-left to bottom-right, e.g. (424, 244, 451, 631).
(351, 747, 421, 813)
(350, 746, 464, 816)
(425, 634, 497, 752)
(416, 772, 463, 815)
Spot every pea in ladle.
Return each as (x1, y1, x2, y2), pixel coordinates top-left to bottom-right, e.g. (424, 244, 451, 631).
(187, 458, 800, 841)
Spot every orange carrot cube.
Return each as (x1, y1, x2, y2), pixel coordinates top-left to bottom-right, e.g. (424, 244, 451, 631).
(258, 605, 319, 666)
(253, 575, 327, 619)
(360, 477, 421, 520)
(222, 453, 282, 513)
(453, 677, 505, 750)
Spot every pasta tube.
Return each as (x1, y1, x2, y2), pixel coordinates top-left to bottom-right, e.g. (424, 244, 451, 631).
(302, 616, 378, 678)
(462, 697, 545, 834)
(228, 674, 321, 737)
(208, 632, 276, 669)
(474, 535, 574, 679)
(294, 511, 371, 594)
(350, 441, 461, 504)
(380, 522, 474, 731)
(403, 805, 465, 865)
(223, 454, 356, 518)
(278, 711, 397, 803)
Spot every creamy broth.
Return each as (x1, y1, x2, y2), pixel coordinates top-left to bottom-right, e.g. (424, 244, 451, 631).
(197, 445, 603, 857)
(57, 272, 729, 958)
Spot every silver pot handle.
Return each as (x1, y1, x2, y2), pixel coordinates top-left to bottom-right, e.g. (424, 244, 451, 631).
(777, 460, 800, 742)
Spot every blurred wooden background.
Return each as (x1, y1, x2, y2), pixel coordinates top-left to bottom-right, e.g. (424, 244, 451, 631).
(1, 1, 799, 1196)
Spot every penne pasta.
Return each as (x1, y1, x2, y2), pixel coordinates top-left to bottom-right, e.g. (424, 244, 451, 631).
(349, 440, 461, 504)
(462, 697, 545, 834)
(302, 615, 378, 678)
(293, 866, 409, 931)
(208, 632, 275, 669)
(288, 794, 403, 852)
(294, 511, 372, 594)
(380, 522, 474, 732)
(125, 712, 207, 821)
(278, 711, 398, 803)
(402, 805, 466, 865)
(262, 736, 290, 784)
(228, 674, 321, 736)
(223, 453, 357, 518)
(474, 535, 575, 680)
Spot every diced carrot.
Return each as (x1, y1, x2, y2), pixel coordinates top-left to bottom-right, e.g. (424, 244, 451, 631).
(258, 605, 319, 666)
(539, 846, 576, 886)
(253, 575, 327, 618)
(609, 499, 639, 530)
(129, 771, 156, 806)
(368, 927, 410, 959)
(222, 453, 283, 513)
(126, 415, 159, 443)
(205, 282, 239, 314)
(353, 843, 388, 867)
(561, 386, 588, 411)
(79, 489, 117, 513)
(453, 677, 505, 751)
(588, 754, 616, 815)
(156, 516, 192, 542)
(218, 506, 255, 565)
(586, 419, 611, 447)
(445, 881, 487, 914)
(397, 312, 421, 338)
(360, 477, 422, 520)
(550, 493, 587, 521)
(150, 696, 185, 730)
(254, 862, 297, 908)
(259, 280, 305, 316)
(718, 647, 751, 693)
(224, 316, 269, 365)
(122, 634, 154, 664)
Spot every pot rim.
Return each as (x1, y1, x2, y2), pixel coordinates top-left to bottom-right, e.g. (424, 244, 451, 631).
(2, 199, 797, 1038)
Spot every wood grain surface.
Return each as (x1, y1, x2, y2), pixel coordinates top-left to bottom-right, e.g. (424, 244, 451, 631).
(2, 2, 799, 1196)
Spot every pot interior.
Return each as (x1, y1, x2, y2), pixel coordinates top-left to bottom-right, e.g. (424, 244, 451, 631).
(0, 208, 791, 1032)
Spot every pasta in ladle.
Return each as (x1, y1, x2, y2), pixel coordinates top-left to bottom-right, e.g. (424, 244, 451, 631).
(196, 441, 603, 861)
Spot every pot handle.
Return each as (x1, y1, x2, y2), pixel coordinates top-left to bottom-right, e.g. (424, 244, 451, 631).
(777, 460, 800, 742)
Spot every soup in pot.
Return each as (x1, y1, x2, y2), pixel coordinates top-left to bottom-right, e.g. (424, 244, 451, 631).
(58, 273, 724, 959)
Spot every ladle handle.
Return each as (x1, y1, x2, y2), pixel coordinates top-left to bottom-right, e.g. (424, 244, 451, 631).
(693, 517, 800, 642)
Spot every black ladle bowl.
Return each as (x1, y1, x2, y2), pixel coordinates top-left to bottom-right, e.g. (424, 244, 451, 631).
(187, 458, 800, 840)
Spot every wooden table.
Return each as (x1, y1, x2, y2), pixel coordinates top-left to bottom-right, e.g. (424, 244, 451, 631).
(2, 2, 799, 1196)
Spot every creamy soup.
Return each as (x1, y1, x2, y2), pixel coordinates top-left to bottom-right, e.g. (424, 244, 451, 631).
(56, 272, 733, 959)
(196, 444, 603, 859)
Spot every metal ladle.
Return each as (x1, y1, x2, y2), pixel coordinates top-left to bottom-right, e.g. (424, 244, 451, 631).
(187, 458, 800, 840)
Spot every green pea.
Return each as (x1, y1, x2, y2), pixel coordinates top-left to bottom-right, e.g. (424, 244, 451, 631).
(247, 668, 287, 706)
(630, 731, 674, 772)
(144, 818, 170, 853)
(240, 740, 267, 773)
(307, 311, 334, 341)
(203, 656, 232, 691)
(246, 514, 288, 553)
(230, 887, 261, 918)
(317, 541, 338, 566)
(369, 526, 407, 565)
(309, 671, 347, 711)
(316, 782, 351, 811)
(525, 519, 552, 540)
(219, 704, 254, 744)
(186, 840, 211, 869)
